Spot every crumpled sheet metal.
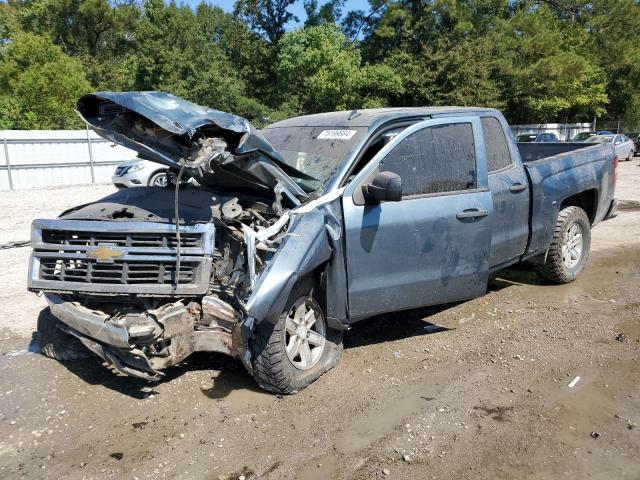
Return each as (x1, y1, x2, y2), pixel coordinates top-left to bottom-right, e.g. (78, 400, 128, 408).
(77, 91, 278, 158)
(244, 208, 336, 324)
(77, 91, 309, 199)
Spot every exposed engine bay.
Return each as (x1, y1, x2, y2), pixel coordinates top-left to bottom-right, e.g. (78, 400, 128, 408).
(34, 186, 298, 380)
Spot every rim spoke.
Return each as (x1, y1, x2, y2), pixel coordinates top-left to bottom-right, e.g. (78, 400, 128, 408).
(287, 337, 302, 358)
(570, 234, 582, 248)
(305, 309, 316, 328)
(285, 316, 297, 335)
(299, 341, 312, 367)
(307, 331, 324, 347)
(294, 303, 306, 324)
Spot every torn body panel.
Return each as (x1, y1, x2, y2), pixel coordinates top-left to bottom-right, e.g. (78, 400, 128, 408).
(45, 292, 244, 381)
(244, 210, 333, 324)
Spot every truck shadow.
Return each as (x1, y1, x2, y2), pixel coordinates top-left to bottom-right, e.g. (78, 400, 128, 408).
(344, 304, 457, 349)
(487, 263, 544, 292)
(345, 263, 544, 349)
(44, 264, 542, 398)
(53, 345, 243, 400)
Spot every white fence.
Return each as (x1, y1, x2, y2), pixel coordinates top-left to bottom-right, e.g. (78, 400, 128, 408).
(0, 129, 137, 190)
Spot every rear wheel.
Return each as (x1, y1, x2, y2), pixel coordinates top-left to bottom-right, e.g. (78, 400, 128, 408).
(250, 278, 343, 394)
(536, 206, 591, 284)
(37, 309, 91, 361)
(148, 171, 168, 187)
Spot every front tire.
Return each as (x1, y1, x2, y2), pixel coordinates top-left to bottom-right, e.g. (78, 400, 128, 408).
(536, 206, 591, 284)
(148, 171, 168, 187)
(37, 309, 91, 361)
(250, 278, 343, 394)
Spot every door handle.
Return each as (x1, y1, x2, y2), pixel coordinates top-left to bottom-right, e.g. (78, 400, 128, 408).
(456, 208, 488, 220)
(509, 183, 527, 193)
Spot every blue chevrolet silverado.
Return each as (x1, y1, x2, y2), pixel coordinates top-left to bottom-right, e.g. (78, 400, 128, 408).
(29, 92, 618, 393)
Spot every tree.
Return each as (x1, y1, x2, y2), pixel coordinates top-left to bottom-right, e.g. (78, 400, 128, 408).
(276, 23, 403, 113)
(581, 0, 640, 119)
(303, 0, 344, 27)
(131, 0, 272, 120)
(0, 33, 91, 128)
(491, 4, 608, 122)
(234, 0, 298, 44)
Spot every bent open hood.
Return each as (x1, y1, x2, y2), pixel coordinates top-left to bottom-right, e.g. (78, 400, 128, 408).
(77, 91, 308, 200)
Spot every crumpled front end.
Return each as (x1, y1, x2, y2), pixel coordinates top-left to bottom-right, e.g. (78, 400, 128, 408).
(44, 293, 251, 381)
(29, 91, 348, 382)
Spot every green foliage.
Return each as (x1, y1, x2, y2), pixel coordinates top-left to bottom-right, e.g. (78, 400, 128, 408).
(0, 33, 91, 128)
(234, 0, 298, 43)
(276, 23, 403, 112)
(130, 0, 272, 119)
(489, 4, 609, 122)
(0, 0, 639, 129)
(303, 0, 344, 27)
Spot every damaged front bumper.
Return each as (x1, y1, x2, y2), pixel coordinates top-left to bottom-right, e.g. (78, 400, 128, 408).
(45, 293, 252, 381)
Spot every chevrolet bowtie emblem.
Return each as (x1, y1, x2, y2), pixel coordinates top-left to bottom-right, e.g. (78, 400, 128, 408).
(87, 245, 124, 263)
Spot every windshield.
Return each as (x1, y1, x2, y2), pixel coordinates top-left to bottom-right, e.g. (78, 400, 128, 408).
(572, 132, 595, 141)
(590, 135, 613, 144)
(517, 134, 537, 142)
(261, 126, 367, 190)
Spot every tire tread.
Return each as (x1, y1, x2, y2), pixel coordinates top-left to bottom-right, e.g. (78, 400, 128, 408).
(536, 206, 590, 284)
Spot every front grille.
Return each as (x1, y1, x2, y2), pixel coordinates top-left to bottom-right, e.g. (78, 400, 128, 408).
(29, 220, 214, 296)
(42, 230, 201, 249)
(40, 258, 198, 285)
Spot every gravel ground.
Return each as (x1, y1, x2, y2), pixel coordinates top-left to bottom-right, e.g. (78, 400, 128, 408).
(0, 164, 639, 480)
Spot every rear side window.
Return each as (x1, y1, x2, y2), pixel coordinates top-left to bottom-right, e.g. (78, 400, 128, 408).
(379, 123, 477, 196)
(481, 117, 512, 172)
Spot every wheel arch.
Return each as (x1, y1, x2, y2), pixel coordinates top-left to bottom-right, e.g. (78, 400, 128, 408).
(560, 188, 598, 224)
(244, 211, 334, 326)
(147, 168, 169, 186)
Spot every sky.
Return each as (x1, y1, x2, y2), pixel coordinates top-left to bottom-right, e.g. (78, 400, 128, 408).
(181, 0, 372, 28)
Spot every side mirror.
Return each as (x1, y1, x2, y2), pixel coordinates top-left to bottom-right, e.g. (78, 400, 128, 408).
(362, 171, 402, 204)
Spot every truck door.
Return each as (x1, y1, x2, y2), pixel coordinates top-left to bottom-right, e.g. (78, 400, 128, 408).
(342, 117, 493, 322)
(481, 115, 530, 269)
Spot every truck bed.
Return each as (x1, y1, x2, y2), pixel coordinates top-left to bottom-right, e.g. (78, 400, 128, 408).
(517, 142, 616, 258)
(517, 142, 598, 163)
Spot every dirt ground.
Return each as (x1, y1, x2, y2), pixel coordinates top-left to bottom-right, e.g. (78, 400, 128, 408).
(0, 162, 639, 480)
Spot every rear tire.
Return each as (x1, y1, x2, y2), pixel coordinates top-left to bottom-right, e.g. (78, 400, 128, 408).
(250, 278, 343, 394)
(37, 309, 91, 361)
(536, 206, 591, 284)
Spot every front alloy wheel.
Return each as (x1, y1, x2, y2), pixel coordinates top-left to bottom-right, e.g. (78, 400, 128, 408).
(148, 171, 168, 187)
(250, 279, 343, 394)
(285, 297, 326, 370)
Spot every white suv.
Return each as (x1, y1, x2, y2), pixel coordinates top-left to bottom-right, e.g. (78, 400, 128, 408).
(112, 158, 169, 188)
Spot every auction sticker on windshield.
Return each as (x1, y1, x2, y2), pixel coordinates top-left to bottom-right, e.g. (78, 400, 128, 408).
(317, 129, 358, 140)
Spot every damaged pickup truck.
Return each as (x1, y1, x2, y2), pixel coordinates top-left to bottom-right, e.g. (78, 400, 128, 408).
(29, 92, 618, 393)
